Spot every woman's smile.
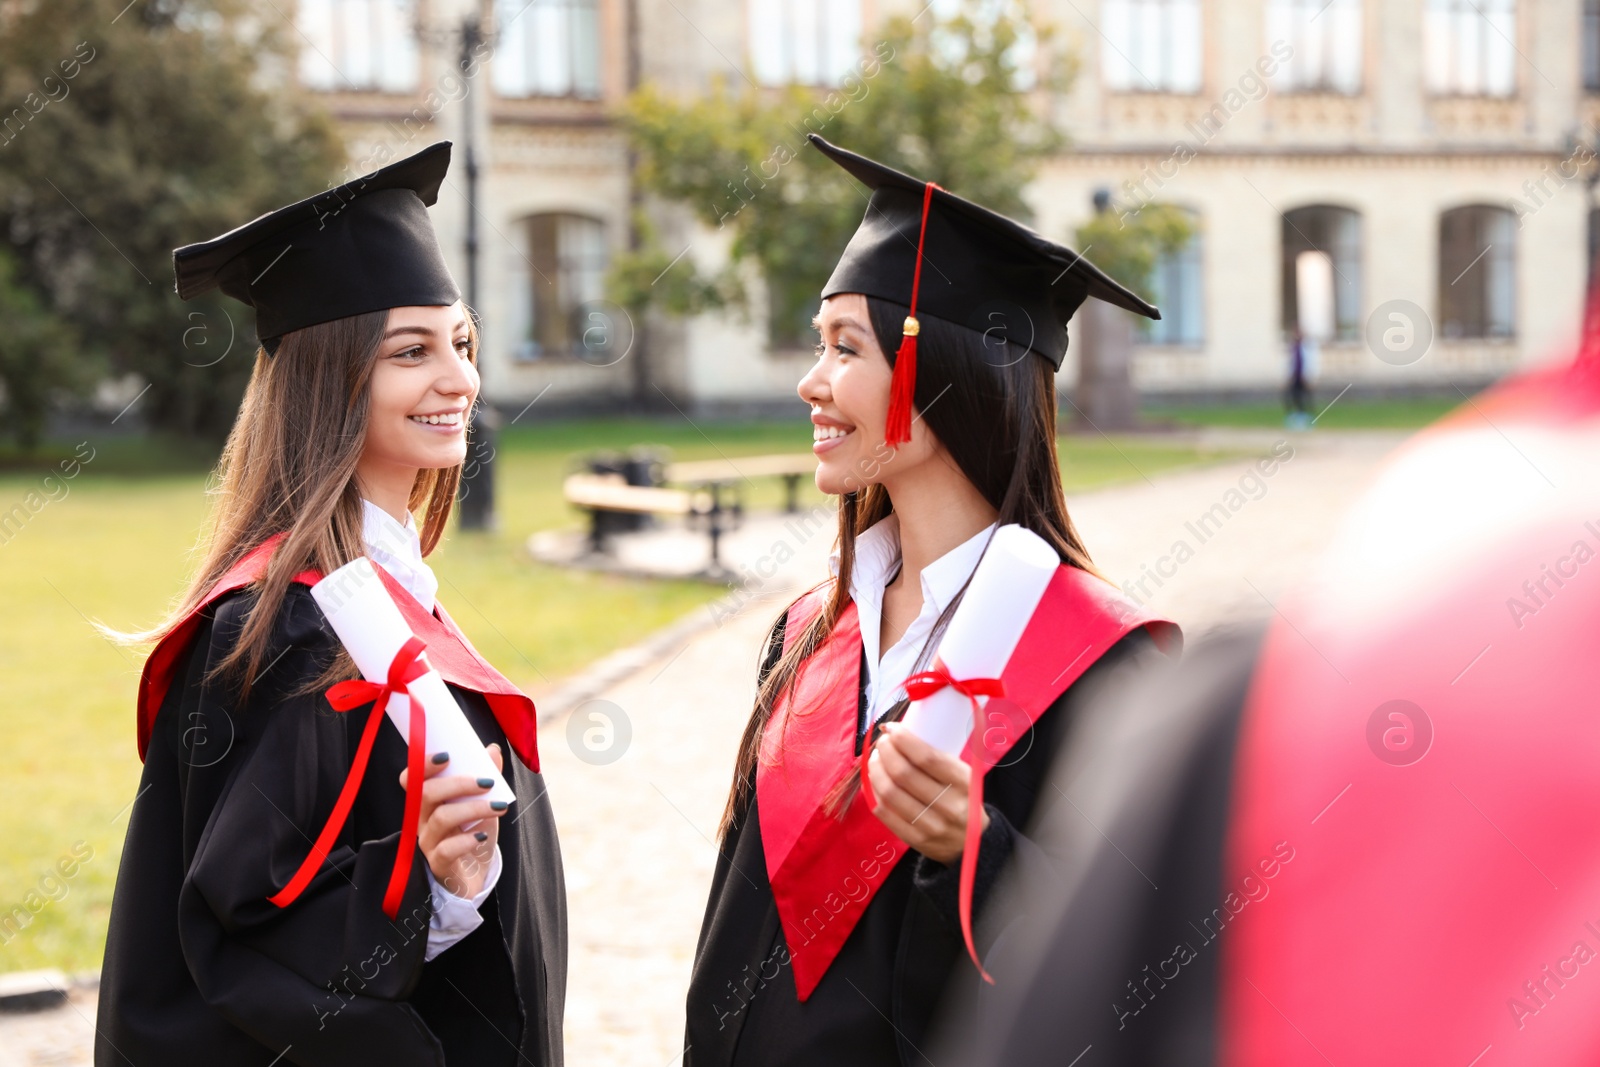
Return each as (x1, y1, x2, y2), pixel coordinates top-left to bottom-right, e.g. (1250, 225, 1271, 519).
(407, 409, 466, 434)
(812, 413, 855, 454)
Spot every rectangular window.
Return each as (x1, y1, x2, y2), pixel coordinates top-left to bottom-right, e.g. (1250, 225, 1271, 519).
(297, 0, 419, 93)
(748, 0, 864, 87)
(1266, 0, 1361, 94)
(1101, 0, 1203, 93)
(511, 214, 609, 360)
(494, 0, 602, 99)
(1424, 0, 1516, 97)
(1585, 0, 1600, 92)
(1143, 218, 1204, 346)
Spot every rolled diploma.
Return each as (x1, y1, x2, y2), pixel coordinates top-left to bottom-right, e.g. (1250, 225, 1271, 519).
(899, 525, 1059, 756)
(311, 557, 515, 805)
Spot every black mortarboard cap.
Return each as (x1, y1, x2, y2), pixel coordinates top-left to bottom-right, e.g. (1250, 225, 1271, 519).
(173, 142, 461, 354)
(809, 133, 1158, 368)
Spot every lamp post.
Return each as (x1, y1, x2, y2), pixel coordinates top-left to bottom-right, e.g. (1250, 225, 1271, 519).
(454, 9, 497, 530)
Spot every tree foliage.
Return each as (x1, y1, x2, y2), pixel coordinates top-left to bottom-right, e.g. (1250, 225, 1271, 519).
(0, 0, 345, 442)
(0, 245, 84, 450)
(614, 3, 1072, 345)
(1074, 202, 1195, 307)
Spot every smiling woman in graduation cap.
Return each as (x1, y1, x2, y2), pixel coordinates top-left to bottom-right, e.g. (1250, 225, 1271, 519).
(95, 143, 565, 1067)
(683, 135, 1183, 1066)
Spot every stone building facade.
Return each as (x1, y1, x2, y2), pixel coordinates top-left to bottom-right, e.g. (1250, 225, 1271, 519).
(296, 0, 1599, 411)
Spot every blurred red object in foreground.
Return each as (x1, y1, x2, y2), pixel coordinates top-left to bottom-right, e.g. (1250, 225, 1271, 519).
(1223, 292, 1600, 1065)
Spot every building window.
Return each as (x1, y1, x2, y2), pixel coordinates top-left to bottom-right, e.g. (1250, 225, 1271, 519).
(1424, 0, 1516, 97)
(1439, 205, 1515, 339)
(1585, 0, 1600, 92)
(1141, 209, 1204, 346)
(494, 0, 601, 99)
(509, 214, 608, 360)
(1589, 206, 1600, 285)
(297, 0, 419, 92)
(747, 0, 863, 87)
(1101, 0, 1202, 93)
(1266, 0, 1362, 94)
(1281, 205, 1362, 341)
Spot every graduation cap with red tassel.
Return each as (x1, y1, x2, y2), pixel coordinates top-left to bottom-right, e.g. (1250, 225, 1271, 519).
(808, 134, 1161, 448)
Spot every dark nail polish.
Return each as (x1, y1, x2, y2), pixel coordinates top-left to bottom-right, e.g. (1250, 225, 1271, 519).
(474, 831, 488, 842)
(431, 751, 450, 765)
(476, 777, 494, 789)
(490, 800, 509, 812)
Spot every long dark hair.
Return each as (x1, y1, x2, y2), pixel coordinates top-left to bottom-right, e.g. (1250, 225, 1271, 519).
(717, 294, 1099, 838)
(108, 311, 475, 704)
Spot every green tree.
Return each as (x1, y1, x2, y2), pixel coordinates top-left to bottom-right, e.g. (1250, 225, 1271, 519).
(0, 246, 84, 451)
(1073, 202, 1194, 306)
(0, 0, 345, 442)
(614, 3, 1070, 346)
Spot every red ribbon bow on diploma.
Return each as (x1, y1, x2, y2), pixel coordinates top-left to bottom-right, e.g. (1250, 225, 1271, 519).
(268, 635, 431, 919)
(858, 663, 1006, 983)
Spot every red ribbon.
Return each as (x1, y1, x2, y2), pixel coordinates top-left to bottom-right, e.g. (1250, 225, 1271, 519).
(267, 635, 431, 919)
(858, 662, 1006, 982)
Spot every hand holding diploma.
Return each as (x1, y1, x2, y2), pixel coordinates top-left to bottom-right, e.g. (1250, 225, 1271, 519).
(399, 742, 507, 900)
(866, 722, 987, 865)
(263, 557, 517, 918)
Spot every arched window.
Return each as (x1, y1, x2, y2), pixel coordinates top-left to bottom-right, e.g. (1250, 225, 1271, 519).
(297, 0, 419, 92)
(1142, 208, 1204, 346)
(1281, 205, 1362, 341)
(1439, 205, 1516, 339)
(494, 0, 602, 99)
(509, 213, 608, 361)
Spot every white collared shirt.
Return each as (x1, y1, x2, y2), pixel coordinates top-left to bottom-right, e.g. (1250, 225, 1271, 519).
(360, 498, 439, 614)
(831, 514, 998, 733)
(359, 498, 500, 960)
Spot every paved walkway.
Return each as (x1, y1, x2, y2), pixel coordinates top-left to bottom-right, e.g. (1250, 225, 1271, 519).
(0, 429, 1408, 1067)
(550, 428, 1407, 1067)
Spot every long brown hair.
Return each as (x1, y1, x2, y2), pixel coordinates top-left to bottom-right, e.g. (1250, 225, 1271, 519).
(717, 295, 1100, 838)
(110, 309, 475, 704)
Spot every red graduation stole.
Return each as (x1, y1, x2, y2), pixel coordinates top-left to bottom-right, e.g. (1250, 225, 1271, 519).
(137, 532, 539, 772)
(137, 534, 541, 914)
(757, 564, 1180, 1001)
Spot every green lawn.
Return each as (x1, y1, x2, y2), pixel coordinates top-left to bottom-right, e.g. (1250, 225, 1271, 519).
(0, 416, 1238, 973)
(1146, 394, 1466, 430)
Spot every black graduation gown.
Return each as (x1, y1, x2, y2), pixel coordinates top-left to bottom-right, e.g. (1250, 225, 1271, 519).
(684, 609, 1159, 1067)
(96, 582, 567, 1067)
(934, 626, 1260, 1067)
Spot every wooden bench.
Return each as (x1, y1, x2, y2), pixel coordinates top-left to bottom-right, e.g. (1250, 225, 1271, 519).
(562, 472, 734, 569)
(664, 453, 816, 513)
(563, 454, 816, 573)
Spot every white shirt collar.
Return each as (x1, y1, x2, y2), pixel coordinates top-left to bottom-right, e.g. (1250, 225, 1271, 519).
(831, 514, 998, 727)
(831, 514, 997, 615)
(361, 498, 439, 614)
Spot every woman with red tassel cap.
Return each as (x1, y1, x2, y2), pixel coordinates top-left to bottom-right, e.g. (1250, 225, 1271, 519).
(682, 134, 1182, 1066)
(94, 143, 566, 1067)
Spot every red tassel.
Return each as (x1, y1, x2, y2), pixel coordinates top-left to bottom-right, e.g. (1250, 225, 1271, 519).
(885, 180, 939, 451)
(885, 331, 917, 447)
